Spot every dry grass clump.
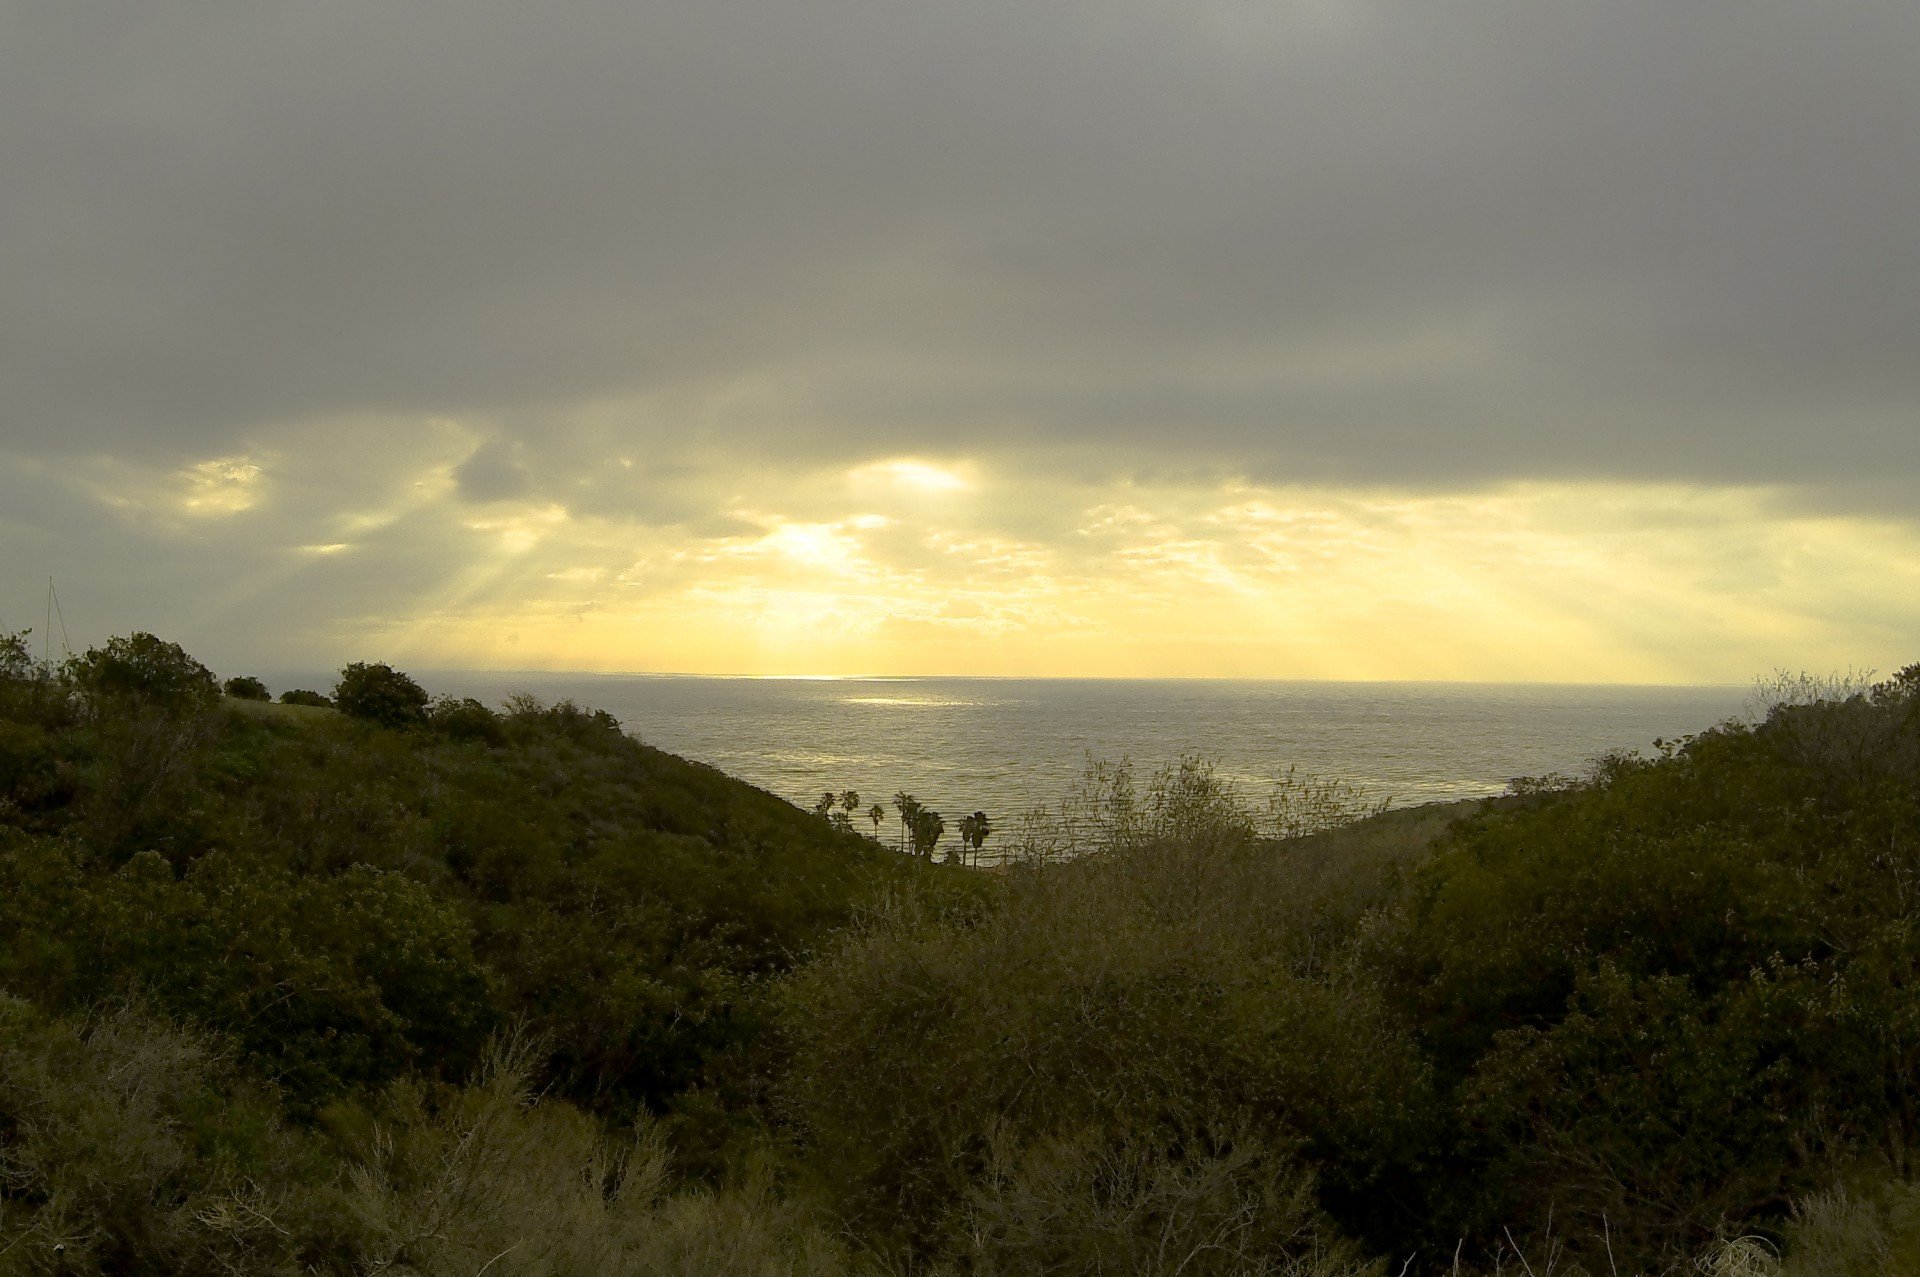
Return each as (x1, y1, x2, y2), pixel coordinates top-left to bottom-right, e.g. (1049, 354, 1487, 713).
(1773, 1176, 1920, 1277)
(328, 1034, 854, 1277)
(958, 1125, 1382, 1277)
(0, 997, 316, 1276)
(0, 1003, 858, 1277)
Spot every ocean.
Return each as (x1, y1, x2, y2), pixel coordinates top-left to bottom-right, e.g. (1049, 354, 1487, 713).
(271, 672, 1752, 840)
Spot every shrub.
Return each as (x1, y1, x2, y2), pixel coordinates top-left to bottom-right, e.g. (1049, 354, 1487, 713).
(326, 1036, 855, 1277)
(334, 662, 429, 728)
(279, 688, 332, 708)
(223, 675, 271, 701)
(0, 996, 321, 1275)
(0, 839, 496, 1107)
(63, 632, 219, 717)
(428, 694, 505, 746)
(958, 1125, 1374, 1277)
(1783, 1176, 1920, 1275)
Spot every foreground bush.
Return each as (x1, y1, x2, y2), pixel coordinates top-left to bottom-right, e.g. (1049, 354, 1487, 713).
(0, 1004, 863, 1277)
(0, 998, 324, 1275)
(327, 1037, 855, 1277)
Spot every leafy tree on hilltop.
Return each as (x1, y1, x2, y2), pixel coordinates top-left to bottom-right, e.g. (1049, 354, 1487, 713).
(63, 632, 219, 716)
(335, 662, 430, 728)
(223, 675, 270, 701)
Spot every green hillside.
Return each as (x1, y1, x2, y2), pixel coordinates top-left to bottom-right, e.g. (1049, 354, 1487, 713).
(4, 629, 1920, 1275)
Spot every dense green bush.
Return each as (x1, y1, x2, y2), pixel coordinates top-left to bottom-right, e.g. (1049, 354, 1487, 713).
(333, 661, 429, 727)
(0, 836, 495, 1106)
(222, 674, 270, 701)
(279, 688, 332, 708)
(428, 693, 505, 745)
(1354, 666, 1920, 1265)
(62, 632, 219, 717)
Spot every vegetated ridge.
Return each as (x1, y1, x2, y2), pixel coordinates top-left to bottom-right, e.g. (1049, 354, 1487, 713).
(1, 629, 1918, 1276)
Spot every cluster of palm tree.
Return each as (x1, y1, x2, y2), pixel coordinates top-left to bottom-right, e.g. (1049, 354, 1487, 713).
(811, 789, 866, 832)
(891, 793, 992, 864)
(810, 788, 991, 864)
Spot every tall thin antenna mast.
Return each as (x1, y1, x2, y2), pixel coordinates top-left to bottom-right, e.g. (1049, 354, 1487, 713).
(49, 578, 71, 656)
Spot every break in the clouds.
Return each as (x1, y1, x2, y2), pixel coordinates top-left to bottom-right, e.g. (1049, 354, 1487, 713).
(2, 1, 1917, 677)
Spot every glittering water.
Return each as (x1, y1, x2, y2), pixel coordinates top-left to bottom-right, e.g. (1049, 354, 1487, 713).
(280, 672, 1750, 830)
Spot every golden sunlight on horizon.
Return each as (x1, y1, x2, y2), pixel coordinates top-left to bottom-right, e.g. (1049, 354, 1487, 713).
(317, 451, 1920, 684)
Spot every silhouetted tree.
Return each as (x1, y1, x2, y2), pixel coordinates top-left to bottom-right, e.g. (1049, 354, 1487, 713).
(333, 662, 429, 728)
(64, 632, 218, 717)
(893, 792, 921, 854)
(223, 675, 270, 702)
(958, 810, 991, 865)
(909, 808, 944, 861)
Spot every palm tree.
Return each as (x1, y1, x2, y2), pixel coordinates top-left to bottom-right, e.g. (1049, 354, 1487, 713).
(958, 810, 991, 865)
(840, 790, 860, 815)
(868, 803, 885, 839)
(893, 791, 920, 854)
(910, 807, 945, 861)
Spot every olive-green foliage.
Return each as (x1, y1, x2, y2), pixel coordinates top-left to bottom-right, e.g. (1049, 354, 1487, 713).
(958, 1125, 1382, 1277)
(222, 675, 270, 701)
(1782, 1175, 1920, 1276)
(1365, 665, 1920, 1265)
(783, 757, 1417, 1271)
(0, 1001, 866, 1277)
(333, 660, 430, 727)
(12, 629, 1920, 1271)
(323, 1036, 859, 1277)
(0, 634, 911, 1127)
(0, 631, 33, 683)
(278, 688, 331, 708)
(0, 997, 326, 1277)
(62, 632, 219, 718)
(0, 834, 494, 1107)
(428, 693, 505, 745)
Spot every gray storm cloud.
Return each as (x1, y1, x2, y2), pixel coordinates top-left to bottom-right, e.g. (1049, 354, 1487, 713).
(3, 0, 1916, 490)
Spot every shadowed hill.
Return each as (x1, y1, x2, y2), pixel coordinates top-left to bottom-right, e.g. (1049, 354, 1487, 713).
(0, 632, 930, 1123)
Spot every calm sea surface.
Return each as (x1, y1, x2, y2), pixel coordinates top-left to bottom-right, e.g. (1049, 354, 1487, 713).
(271, 673, 1751, 829)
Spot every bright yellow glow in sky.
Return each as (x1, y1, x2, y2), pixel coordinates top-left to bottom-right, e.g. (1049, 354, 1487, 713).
(318, 450, 1920, 682)
(37, 432, 1920, 683)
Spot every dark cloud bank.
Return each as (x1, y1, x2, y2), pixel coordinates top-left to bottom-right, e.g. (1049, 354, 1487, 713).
(2, 0, 1915, 489)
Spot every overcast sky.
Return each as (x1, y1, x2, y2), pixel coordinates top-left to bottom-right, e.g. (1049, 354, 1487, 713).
(3, 1, 1917, 680)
